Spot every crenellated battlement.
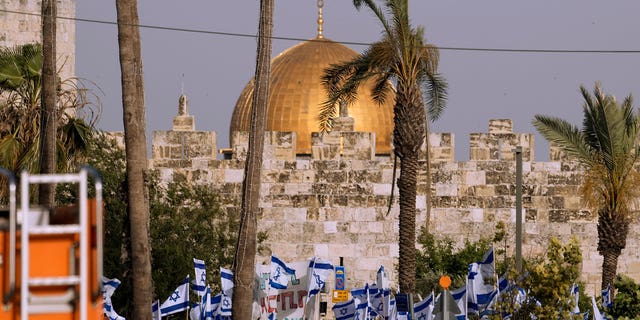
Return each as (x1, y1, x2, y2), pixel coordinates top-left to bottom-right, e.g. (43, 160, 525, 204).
(149, 105, 640, 294)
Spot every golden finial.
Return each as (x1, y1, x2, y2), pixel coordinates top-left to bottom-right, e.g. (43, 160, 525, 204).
(317, 0, 324, 39)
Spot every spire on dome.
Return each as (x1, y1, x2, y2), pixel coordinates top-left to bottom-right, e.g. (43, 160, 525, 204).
(317, 0, 324, 39)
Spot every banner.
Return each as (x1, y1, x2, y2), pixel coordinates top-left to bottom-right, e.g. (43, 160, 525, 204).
(255, 260, 316, 320)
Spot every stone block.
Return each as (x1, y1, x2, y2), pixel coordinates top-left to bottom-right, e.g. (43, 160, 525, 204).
(464, 171, 486, 186)
(489, 119, 513, 133)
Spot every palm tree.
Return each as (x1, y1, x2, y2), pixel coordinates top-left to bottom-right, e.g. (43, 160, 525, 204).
(533, 83, 640, 291)
(40, 0, 57, 208)
(232, 0, 273, 318)
(115, 0, 153, 318)
(321, 0, 447, 294)
(0, 44, 95, 175)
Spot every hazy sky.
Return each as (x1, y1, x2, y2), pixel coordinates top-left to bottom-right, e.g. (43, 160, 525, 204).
(76, 0, 640, 161)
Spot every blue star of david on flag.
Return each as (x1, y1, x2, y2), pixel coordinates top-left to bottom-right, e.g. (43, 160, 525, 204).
(306, 257, 334, 303)
(270, 255, 296, 290)
(160, 275, 190, 317)
(193, 258, 207, 297)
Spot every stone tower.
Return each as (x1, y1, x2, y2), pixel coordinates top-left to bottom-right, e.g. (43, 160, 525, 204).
(0, 0, 76, 80)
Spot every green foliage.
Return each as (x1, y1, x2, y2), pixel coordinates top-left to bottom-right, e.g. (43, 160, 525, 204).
(415, 227, 494, 298)
(148, 175, 239, 299)
(491, 237, 585, 320)
(610, 274, 640, 319)
(65, 132, 247, 318)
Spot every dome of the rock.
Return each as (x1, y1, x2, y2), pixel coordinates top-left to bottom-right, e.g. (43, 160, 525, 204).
(230, 37, 395, 154)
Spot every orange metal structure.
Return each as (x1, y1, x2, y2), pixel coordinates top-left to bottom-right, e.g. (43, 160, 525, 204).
(0, 168, 104, 320)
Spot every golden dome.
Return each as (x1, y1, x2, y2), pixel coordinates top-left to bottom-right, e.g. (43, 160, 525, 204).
(230, 37, 394, 154)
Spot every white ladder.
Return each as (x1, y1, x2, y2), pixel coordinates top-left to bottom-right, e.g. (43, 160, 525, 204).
(18, 167, 103, 320)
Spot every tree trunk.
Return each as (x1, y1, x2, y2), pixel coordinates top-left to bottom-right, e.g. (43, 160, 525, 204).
(39, 0, 56, 208)
(394, 83, 426, 294)
(601, 251, 619, 293)
(115, 1, 153, 319)
(232, 0, 273, 319)
(597, 210, 629, 292)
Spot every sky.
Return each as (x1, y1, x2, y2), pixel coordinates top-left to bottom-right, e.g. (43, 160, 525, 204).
(75, 0, 640, 161)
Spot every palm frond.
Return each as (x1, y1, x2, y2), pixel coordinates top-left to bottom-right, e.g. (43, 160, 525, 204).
(532, 114, 592, 163)
(352, 0, 392, 37)
(422, 72, 448, 122)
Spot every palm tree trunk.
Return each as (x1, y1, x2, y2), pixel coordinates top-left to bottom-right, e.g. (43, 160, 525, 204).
(232, 0, 273, 319)
(394, 83, 426, 294)
(597, 211, 629, 292)
(398, 151, 419, 294)
(115, 1, 153, 319)
(601, 251, 619, 293)
(39, 0, 56, 208)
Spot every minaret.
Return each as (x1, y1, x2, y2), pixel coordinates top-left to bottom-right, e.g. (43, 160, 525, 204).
(172, 94, 195, 131)
(317, 0, 324, 39)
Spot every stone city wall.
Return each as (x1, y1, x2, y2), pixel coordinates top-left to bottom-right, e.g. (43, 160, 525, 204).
(0, 0, 76, 80)
(150, 118, 640, 295)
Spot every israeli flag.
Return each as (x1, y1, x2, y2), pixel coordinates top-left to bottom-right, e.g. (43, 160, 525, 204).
(332, 299, 356, 320)
(193, 258, 207, 297)
(307, 257, 334, 302)
(592, 296, 604, 320)
(220, 267, 234, 296)
(377, 265, 388, 290)
(219, 293, 232, 317)
(370, 290, 384, 318)
(414, 292, 434, 320)
(102, 277, 125, 320)
(151, 299, 161, 320)
(468, 248, 496, 313)
(351, 284, 370, 320)
(396, 311, 409, 320)
(602, 283, 612, 309)
(270, 255, 296, 290)
(210, 293, 222, 317)
(200, 286, 212, 319)
(353, 295, 368, 320)
(387, 298, 397, 320)
(189, 303, 201, 320)
(452, 285, 468, 319)
(160, 275, 190, 316)
(570, 283, 580, 314)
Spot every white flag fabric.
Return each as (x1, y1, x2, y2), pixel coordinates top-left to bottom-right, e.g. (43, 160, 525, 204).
(211, 293, 222, 317)
(414, 292, 435, 320)
(270, 255, 297, 289)
(307, 257, 334, 302)
(468, 247, 496, 313)
(332, 299, 356, 320)
(220, 267, 234, 296)
(219, 293, 233, 317)
(570, 283, 580, 314)
(353, 295, 368, 320)
(351, 284, 369, 320)
(377, 265, 388, 290)
(451, 285, 468, 320)
(200, 286, 212, 320)
(160, 275, 190, 316)
(193, 258, 207, 297)
(592, 296, 604, 320)
(151, 299, 161, 320)
(102, 277, 125, 320)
